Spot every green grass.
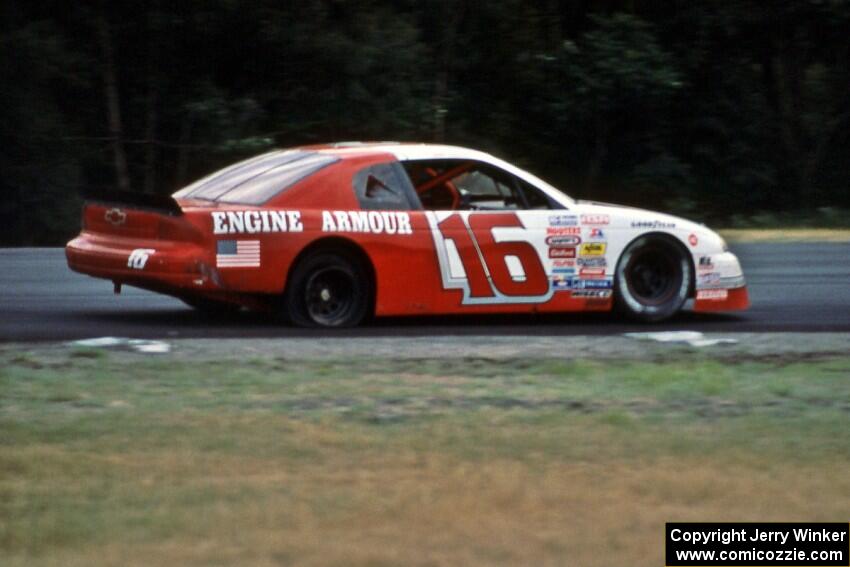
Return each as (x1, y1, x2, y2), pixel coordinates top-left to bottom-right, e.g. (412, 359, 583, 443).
(1, 349, 848, 566)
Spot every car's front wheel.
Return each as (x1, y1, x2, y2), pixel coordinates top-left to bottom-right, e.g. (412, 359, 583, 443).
(284, 251, 371, 327)
(615, 236, 691, 322)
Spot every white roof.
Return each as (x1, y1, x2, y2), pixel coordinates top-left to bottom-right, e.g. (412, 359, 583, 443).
(393, 144, 574, 206)
(316, 142, 574, 206)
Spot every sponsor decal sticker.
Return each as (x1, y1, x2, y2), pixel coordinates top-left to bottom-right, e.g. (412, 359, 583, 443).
(550, 275, 575, 289)
(698, 272, 721, 285)
(552, 267, 576, 275)
(127, 248, 154, 270)
(688, 233, 699, 247)
(216, 240, 260, 268)
(579, 242, 606, 256)
(572, 289, 612, 298)
(577, 257, 606, 267)
(580, 267, 606, 278)
(551, 277, 612, 290)
(696, 289, 728, 301)
(212, 210, 303, 235)
(104, 208, 127, 226)
(587, 227, 605, 239)
(552, 259, 575, 268)
(548, 214, 579, 226)
(546, 226, 581, 235)
(549, 247, 576, 259)
(581, 214, 609, 225)
(546, 235, 581, 246)
(631, 220, 676, 229)
(322, 210, 412, 235)
(580, 278, 613, 289)
(698, 256, 714, 270)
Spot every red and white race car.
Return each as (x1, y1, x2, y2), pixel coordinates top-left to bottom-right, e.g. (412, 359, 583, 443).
(66, 143, 748, 326)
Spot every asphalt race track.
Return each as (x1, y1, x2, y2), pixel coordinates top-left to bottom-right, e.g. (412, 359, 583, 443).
(1, 243, 849, 341)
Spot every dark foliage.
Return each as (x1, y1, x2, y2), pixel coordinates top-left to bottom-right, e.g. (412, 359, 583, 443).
(2, 0, 848, 245)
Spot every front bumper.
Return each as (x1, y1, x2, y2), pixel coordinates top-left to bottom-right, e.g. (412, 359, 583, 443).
(693, 286, 749, 312)
(692, 251, 749, 312)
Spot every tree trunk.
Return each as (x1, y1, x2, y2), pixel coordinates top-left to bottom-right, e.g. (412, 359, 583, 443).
(546, 0, 561, 53)
(143, 5, 159, 194)
(96, 13, 131, 192)
(175, 115, 193, 188)
(758, 16, 816, 207)
(802, 105, 850, 201)
(584, 117, 608, 194)
(433, 72, 447, 143)
(433, 2, 465, 142)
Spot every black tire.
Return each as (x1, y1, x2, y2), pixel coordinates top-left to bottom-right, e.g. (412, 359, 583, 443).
(284, 251, 371, 328)
(180, 297, 242, 317)
(614, 236, 691, 322)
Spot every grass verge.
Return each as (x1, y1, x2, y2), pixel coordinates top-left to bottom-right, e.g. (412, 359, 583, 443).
(1, 349, 848, 566)
(719, 228, 850, 243)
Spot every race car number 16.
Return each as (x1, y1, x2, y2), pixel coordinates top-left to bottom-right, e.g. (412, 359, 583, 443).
(429, 212, 551, 304)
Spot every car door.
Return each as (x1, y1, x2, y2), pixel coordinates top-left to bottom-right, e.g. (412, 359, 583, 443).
(400, 158, 567, 309)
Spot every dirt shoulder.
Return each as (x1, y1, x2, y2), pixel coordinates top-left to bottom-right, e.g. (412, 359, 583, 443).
(3, 332, 848, 363)
(719, 228, 850, 242)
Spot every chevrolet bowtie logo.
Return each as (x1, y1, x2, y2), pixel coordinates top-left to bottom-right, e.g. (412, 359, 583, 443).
(104, 208, 127, 226)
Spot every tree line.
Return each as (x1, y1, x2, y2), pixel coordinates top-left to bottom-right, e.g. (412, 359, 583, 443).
(2, 1, 849, 245)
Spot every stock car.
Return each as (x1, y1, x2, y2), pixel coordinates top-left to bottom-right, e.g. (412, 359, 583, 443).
(66, 142, 749, 327)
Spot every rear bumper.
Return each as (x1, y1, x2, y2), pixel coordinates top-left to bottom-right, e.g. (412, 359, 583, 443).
(66, 232, 221, 293)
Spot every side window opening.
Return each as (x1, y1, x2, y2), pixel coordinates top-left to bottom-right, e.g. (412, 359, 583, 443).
(365, 174, 391, 198)
(452, 167, 522, 210)
(401, 159, 542, 211)
(353, 163, 420, 210)
(515, 177, 556, 210)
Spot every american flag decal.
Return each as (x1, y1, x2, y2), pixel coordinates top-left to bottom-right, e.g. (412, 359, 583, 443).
(216, 240, 260, 268)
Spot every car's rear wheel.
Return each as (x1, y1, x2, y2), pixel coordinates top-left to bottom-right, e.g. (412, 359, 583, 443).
(284, 252, 371, 327)
(615, 236, 691, 322)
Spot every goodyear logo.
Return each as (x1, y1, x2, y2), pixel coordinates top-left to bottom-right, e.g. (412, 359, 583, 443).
(579, 242, 606, 256)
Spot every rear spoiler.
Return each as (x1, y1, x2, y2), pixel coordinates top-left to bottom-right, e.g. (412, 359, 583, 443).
(84, 188, 183, 216)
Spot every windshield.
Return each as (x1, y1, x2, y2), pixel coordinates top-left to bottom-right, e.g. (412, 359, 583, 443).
(173, 150, 338, 205)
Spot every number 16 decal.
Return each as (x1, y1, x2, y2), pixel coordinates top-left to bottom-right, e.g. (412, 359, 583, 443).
(426, 211, 553, 305)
